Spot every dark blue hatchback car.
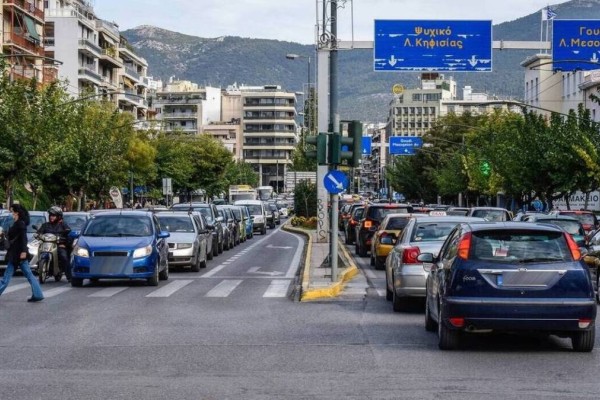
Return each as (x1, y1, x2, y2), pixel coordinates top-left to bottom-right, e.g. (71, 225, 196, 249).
(420, 221, 596, 351)
(70, 211, 170, 287)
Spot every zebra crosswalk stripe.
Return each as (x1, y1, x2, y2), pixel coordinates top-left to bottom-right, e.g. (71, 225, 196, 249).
(262, 280, 291, 298)
(146, 280, 193, 297)
(43, 286, 72, 298)
(205, 279, 242, 297)
(1, 282, 30, 294)
(88, 287, 129, 298)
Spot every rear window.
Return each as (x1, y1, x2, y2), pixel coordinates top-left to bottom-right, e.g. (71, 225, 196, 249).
(245, 205, 263, 215)
(386, 217, 410, 230)
(560, 212, 596, 226)
(411, 222, 459, 242)
(469, 230, 572, 262)
(540, 219, 584, 236)
(470, 209, 508, 221)
(367, 206, 412, 221)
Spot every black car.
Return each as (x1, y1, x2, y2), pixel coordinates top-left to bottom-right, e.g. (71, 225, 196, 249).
(421, 221, 596, 351)
(216, 205, 237, 250)
(171, 202, 224, 256)
(344, 205, 364, 245)
(355, 203, 414, 257)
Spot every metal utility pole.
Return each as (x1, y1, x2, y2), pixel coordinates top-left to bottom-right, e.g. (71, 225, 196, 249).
(329, 0, 339, 282)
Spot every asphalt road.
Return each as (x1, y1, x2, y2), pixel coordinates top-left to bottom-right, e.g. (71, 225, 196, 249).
(0, 225, 599, 399)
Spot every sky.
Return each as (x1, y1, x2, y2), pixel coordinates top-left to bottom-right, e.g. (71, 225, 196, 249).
(92, 0, 572, 45)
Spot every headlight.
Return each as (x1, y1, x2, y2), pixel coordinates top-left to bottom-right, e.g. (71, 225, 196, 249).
(177, 243, 193, 249)
(74, 246, 89, 258)
(133, 245, 153, 258)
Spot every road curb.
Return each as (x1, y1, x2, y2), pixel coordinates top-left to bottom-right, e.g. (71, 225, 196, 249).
(281, 220, 360, 301)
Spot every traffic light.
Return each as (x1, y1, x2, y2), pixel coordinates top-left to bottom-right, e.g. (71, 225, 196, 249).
(305, 133, 327, 165)
(332, 120, 363, 167)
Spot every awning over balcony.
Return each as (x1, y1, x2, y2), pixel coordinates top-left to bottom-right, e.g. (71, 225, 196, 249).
(23, 15, 40, 43)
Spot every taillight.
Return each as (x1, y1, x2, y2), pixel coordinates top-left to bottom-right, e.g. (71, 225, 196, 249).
(457, 232, 472, 260)
(402, 246, 420, 263)
(449, 317, 465, 328)
(564, 232, 582, 260)
(364, 220, 373, 229)
(579, 318, 592, 329)
(350, 220, 357, 226)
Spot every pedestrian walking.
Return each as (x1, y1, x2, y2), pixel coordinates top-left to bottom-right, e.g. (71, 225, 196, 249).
(0, 203, 44, 302)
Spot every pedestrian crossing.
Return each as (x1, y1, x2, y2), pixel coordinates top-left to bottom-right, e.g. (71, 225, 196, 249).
(1, 276, 293, 299)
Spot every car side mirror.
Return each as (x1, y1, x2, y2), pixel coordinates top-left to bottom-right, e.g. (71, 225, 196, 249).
(417, 253, 435, 272)
(216, 216, 224, 223)
(158, 231, 170, 239)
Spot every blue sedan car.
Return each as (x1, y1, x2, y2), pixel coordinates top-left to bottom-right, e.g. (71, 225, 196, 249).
(421, 221, 596, 352)
(70, 211, 170, 287)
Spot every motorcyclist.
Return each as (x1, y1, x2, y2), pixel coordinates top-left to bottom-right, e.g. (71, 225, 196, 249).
(37, 206, 72, 281)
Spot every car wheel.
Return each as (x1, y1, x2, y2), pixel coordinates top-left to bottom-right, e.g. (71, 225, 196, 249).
(425, 295, 437, 332)
(38, 259, 48, 284)
(70, 278, 83, 287)
(370, 252, 375, 266)
(374, 256, 385, 270)
(385, 273, 392, 301)
(358, 240, 368, 257)
(54, 272, 62, 282)
(148, 262, 160, 286)
(261, 226, 267, 235)
(207, 245, 213, 260)
(354, 241, 359, 256)
(158, 259, 169, 281)
(199, 248, 207, 269)
(345, 232, 351, 244)
(392, 287, 408, 312)
(571, 329, 595, 352)
(218, 241, 223, 254)
(438, 302, 460, 350)
(191, 252, 201, 272)
(213, 242, 218, 257)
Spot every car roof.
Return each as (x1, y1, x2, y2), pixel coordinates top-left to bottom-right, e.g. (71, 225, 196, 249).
(90, 210, 153, 217)
(412, 216, 485, 223)
(529, 215, 579, 221)
(155, 211, 193, 217)
(465, 221, 565, 233)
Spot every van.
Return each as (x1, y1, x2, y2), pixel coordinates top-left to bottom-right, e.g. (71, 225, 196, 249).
(234, 200, 267, 235)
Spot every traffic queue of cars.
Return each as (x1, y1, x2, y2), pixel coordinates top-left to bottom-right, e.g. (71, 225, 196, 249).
(0, 200, 287, 287)
(340, 201, 599, 352)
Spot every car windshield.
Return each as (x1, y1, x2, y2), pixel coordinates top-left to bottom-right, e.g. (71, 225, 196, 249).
(83, 215, 153, 237)
(471, 209, 507, 221)
(63, 214, 88, 230)
(231, 208, 241, 219)
(245, 205, 262, 215)
(157, 216, 194, 233)
(447, 209, 469, 216)
(28, 215, 46, 233)
(411, 222, 459, 242)
(470, 230, 571, 263)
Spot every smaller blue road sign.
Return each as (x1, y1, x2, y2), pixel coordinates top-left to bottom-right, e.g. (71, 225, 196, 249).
(323, 170, 349, 194)
(389, 136, 423, 155)
(553, 20, 600, 71)
(362, 136, 372, 155)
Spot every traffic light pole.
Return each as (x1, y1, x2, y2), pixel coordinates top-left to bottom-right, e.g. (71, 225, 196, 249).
(329, 1, 339, 282)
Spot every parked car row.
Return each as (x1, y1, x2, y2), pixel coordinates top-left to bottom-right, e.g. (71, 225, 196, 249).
(345, 202, 598, 352)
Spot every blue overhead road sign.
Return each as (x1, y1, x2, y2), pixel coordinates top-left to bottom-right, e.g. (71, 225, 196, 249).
(374, 20, 492, 72)
(553, 20, 600, 71)
(362, 136, 372, 155)
(389, 136, 423, 155)
(323, 170, 349, 194)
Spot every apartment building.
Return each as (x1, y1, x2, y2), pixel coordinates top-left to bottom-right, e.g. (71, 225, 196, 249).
(1, 0, 53, 83)
(44, 0, 148, 119)
(152, 79, 221, 135)
(240, 85, 297, 190)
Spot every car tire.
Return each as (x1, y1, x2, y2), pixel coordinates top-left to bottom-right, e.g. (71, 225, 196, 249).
(571, 329, 595, 352)
(207, 246, 213, 260)
(261, 227, 267, 235)
(425, 295, 437, 332)
(358, 241, 368, 257)
(374, 256, 385, 270)
(392, 288, 408, 312)
(345, 232, 351, 245)
(70, 278, 83, 287)
(370, 253, 375, 266)
(199, 249, 207, 268)
(158, 260, 169, 281)
(385, 274, 393, 301)
(54, 273, 62, 282)
(438, 304, 460, 350)
(148, 262, 160, 286)
(218, 241, 223, 254)
(213, 242, 218, 257)
(191, 252, 201, 272)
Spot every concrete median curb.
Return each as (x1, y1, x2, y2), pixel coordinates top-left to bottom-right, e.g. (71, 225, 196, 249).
(282, 220, 360, 301)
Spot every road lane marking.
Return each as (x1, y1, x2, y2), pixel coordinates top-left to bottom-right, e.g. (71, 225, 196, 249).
(146, 280, 193, 297)
(262, 279, 291, 297)
(205, 279, 242, 297)
(279, 228, 305, 278)
(88, 287, 129, 298)
(2, 282, 30, 294)
(43, 286, 72, 298)
(201, 264, 228, 277)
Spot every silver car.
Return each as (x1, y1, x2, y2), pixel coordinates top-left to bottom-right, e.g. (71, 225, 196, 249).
(156, 211, 210, 272)
(385, 215, 484, 312)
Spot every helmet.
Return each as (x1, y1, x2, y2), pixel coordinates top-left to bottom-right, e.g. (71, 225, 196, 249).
(48, 206, 63, 218)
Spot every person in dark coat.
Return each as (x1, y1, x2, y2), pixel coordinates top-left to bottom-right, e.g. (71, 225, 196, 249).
(0, 203, 44, 302)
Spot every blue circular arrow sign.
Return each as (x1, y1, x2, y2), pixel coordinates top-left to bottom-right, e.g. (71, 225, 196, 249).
(323, 170, 349, 194)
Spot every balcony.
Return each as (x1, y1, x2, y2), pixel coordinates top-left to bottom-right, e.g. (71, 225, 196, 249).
(78, 38, 101, 57)
(100, 48, 123, 68)
(3, 0, 45, 22)
(123, 66, 141, 82)
(45, 8, 95, 30)
(118, 91, 144, 106)
(163, 112, 198, 119)
(96, 20, 120, 40)
(99, 75, 118, 90)
(78, 65, 102, 84)
(3, 31, 43, 56)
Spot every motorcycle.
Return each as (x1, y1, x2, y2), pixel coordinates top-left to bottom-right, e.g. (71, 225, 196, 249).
(35, 232, 63, 283)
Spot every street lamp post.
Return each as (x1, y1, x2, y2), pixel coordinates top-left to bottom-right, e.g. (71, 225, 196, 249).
(286, 53, 312, 135)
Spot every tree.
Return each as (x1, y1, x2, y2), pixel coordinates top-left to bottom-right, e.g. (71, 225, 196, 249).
(224, 160, 259, 186)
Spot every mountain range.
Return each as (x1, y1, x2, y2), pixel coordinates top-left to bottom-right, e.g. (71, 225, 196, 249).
(121, 0, 600, 122)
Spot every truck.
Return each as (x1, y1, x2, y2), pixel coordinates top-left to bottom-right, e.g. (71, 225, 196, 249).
(228, 185, 257, 204)
(257, 186, 275, 201)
